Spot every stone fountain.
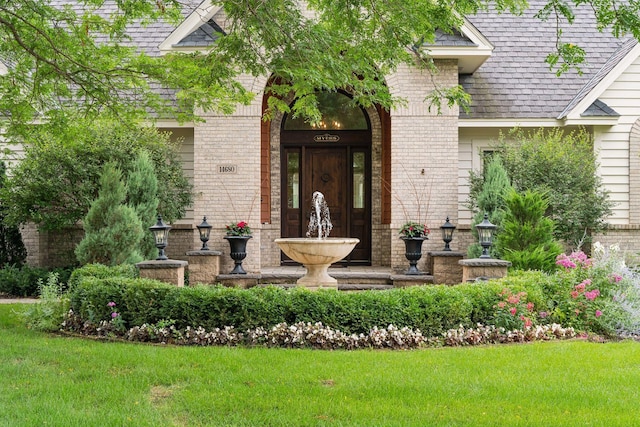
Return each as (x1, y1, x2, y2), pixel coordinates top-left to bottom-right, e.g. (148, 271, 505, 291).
(275, 192, 360, 290)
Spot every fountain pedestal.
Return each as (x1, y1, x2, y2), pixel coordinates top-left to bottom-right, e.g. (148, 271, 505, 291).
(275, 238, 360, 290)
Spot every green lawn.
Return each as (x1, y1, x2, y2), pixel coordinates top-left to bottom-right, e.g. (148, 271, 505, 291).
(2, 303, 640, 426)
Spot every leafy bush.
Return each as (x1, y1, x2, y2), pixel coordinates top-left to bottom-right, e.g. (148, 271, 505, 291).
(22, 272, 70, 332)
(0, 265, 72, 297)
(0, 161, 26, 268)
(1, 119, 192, 231)
(65, 257, 635, 341)
(495, 128, 613, 248)
(68, 263, 137, 289)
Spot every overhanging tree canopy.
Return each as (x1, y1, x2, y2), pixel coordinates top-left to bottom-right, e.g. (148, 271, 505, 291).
(0, 0, 638, 134)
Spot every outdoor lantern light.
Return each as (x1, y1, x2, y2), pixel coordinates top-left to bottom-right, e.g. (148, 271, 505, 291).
(440, 217, 456, 251)
(476, 213, 497, 258)
(196, 216, 212, 250)
(150, 215, 171, 260)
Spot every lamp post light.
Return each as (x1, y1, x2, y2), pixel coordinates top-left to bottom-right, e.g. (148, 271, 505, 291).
(150, 215, 171, 260)
(196, 216, 212, 250)
(476, 213, 496, 258)
(440, 217, 456, 251)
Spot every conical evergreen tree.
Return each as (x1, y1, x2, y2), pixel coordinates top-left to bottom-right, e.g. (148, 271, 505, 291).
(127, 150, 159, 260)
(468, 155, 511, 258)
(75, 162, 143, 265)
(0, 161, 26, 267)
(495, 189, 563, 272)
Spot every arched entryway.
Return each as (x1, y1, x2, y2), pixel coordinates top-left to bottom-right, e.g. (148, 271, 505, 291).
(280, 92, 372, 264)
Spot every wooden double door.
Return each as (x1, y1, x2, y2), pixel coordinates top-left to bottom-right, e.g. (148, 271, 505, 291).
(281, 131, 371, 264)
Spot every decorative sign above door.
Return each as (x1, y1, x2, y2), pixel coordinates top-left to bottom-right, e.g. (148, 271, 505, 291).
(313, 133, 340, 143)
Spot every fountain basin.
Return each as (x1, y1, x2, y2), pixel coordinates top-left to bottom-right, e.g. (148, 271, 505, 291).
(274, 237, 360, 290)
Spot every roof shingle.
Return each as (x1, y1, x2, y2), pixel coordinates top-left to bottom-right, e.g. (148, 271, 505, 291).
(461, 0, 636, 119)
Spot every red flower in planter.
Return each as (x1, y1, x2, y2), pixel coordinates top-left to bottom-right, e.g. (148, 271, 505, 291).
(226, 221, 252, 236)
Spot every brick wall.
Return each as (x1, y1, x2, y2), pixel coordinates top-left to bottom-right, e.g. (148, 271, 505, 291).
(22, 226, 84, 268)
(165, 224, 199, 261)
(593, 225, 640, 253)
(387, 60, 460, 271)
(191, 75, 267, 273)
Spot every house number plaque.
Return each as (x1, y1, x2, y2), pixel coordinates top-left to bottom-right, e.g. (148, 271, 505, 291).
(218, 165, 238, 174)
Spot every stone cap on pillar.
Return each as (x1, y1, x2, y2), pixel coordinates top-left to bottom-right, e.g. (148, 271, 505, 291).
(186, 250, 223, 256)
(428, 251, 464, 257)
(136, 259, 188, 269)
(459, 258, 512, 267)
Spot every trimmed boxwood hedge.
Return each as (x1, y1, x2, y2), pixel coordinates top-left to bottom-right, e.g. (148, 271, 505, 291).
(68, 266, 553, 337)
(68, 263, 137, 288)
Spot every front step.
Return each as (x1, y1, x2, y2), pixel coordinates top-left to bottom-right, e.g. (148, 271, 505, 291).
(216, 270, 434, 289)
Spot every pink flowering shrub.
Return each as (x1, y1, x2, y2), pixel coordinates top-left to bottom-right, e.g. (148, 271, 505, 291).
(547, 246, 629, 335)
(492, 289, 537, 330)
(556, 251, 592, 270)
(563, 279, 604, 328)
(590, 242, 640, 337)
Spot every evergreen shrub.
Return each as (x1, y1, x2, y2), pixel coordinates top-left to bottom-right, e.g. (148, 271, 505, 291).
(75, 162, 144, 265)
(495, 189, 564, 272)
(127, 150, 159, 260)
(467, 155, 512, 258)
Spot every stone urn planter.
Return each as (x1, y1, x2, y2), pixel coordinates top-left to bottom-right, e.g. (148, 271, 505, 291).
(224, 235, 252, 274)
(274, 237, 360, 289)
(401, 236, 427, 275)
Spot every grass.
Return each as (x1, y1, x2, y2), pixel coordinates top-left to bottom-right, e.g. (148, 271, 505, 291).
(2, 304, 640, 426)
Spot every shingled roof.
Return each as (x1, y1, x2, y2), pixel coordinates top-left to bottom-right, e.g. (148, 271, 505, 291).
(49, 0, 199, 57)
(461, 0, 636, 119)
(45, 0, 637, 121)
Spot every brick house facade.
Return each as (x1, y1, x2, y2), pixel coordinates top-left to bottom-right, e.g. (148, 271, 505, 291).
(9, 0, 640, 272)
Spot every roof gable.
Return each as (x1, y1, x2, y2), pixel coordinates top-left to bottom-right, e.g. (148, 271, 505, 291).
(560, 39, 639, 120)
(175, 19, 226, 47)
(159, 2, 223, 53)
(161, 3, 493, 72)
(425, 19, 494, 74)
(581, 99, 620, 117)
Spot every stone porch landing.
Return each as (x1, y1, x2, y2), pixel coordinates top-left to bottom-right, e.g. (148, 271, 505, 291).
(216, 266, 435, 290)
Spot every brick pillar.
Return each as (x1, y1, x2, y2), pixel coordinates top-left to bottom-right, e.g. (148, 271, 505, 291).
(136, 260, 188, 287)
(185, 250, 222, 285)
(459, 258, 511, 282)
(428, 251, 464, 285)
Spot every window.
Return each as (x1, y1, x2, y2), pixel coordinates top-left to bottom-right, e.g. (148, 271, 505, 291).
(283, 92, 368, 130)
(286, 151, 300, 209)
(353, 152, 365, 209)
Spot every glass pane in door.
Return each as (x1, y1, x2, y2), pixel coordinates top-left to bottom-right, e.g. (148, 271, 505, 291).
(287, 152, 300, 209)
(353, 152, 365, 209)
